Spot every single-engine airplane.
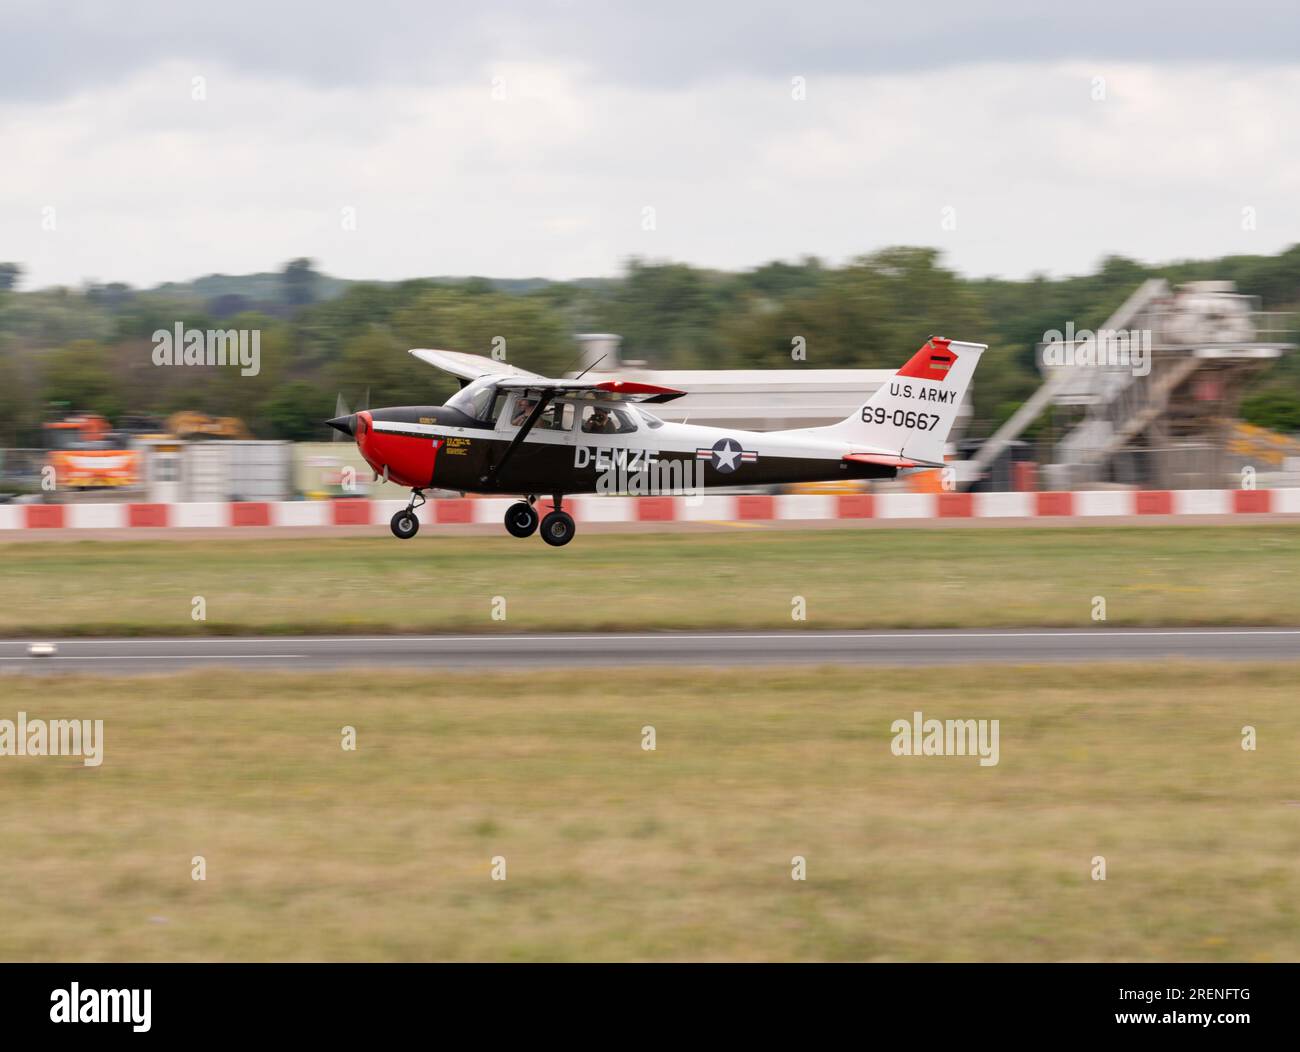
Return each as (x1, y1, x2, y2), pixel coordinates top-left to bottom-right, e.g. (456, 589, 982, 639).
(327, 336, 986, 547)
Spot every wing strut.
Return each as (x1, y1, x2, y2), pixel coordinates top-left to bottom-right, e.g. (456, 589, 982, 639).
(478, 392, 554, 487)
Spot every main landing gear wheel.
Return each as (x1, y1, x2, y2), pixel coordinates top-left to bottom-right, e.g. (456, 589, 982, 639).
(539, 510, 575, 547)
(504, 501, 539, 538)
(390, 510, 420, 539)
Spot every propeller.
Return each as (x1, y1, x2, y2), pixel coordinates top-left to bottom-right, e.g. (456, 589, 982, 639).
(327, 389, 370, 440)
(329, 393, 352, 441)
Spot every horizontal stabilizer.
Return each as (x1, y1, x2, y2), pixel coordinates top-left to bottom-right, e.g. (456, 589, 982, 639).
(844, 452, 944, 470)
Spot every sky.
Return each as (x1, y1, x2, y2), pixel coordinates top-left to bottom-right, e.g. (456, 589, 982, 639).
(2, 0, 1298, 288)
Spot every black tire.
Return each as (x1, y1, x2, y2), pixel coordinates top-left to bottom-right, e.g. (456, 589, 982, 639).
(504, 502, 539, 538)
(539, 510, 575, 547)
(390, 510, 420, 539)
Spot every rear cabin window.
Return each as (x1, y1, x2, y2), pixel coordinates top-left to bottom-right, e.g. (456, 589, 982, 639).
(580, 405, 637, 435)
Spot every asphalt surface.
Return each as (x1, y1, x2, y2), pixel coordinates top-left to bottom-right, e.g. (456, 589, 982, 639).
(1, 628, 1298, 673)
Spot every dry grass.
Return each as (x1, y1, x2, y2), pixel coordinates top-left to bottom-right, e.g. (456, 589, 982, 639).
(2, 525, 1300, 635)
(0, 663, 1296, 961)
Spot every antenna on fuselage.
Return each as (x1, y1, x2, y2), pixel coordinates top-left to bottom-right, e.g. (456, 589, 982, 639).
(574, 354, 607, 381)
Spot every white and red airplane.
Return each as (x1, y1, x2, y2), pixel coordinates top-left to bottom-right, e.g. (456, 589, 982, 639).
(327, 336, 986, 546)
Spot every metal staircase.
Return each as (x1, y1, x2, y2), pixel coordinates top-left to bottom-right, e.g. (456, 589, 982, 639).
(968, 279, 1167, 481)
(969, 280, 1293, 489)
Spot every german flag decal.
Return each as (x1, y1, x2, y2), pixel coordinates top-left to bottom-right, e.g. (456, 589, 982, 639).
(896, 337, 958, 381)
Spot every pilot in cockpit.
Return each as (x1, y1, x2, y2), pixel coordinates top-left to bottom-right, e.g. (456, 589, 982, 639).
(511, 397, 537, 427)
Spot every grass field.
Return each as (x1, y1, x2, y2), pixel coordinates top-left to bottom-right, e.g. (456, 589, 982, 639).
(2, 525, 1300, 635)
(0, 663, 1296, 962)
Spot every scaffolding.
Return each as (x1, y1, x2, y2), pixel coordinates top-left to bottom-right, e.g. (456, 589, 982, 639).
(970, 280, 1294, 490)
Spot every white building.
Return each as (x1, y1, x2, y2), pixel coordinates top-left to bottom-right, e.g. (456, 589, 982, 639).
(571, 333, 973, 436)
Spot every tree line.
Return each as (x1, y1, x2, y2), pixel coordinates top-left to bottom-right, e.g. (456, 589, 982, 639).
(1, 246, 1298, 448)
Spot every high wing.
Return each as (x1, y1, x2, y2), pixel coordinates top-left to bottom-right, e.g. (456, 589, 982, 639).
(492, 376, 686, 404)
(408, 348, 684, 403)
(408, 349, 545, 386)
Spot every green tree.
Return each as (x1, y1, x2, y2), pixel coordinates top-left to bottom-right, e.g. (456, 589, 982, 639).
(0, 343, 40, 445)
(282, 258, 320, 308)
(40, 340, 124, 421)
(263, 380, 335, 441)
(389, 287, 575, 388)
(335, 325, 411, 409)
(595, 260, 730, 368)
(1241, 391, 1300, 433)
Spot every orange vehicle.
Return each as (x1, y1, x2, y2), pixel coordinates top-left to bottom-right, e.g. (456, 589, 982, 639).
(164, 411, 251, 441)
(43, 412, 142, 489)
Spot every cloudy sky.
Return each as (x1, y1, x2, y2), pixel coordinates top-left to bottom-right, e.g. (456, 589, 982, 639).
(3, 0, 1298, 288)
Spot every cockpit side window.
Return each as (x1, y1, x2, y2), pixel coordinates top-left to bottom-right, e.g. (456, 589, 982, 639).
(469, 385, 496, 419)
(536, 402, 574, 431)
(445, 379, 501, 422)
(508, 393, 541, 427)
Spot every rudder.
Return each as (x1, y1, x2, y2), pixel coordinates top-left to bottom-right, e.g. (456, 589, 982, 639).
(830, 337, 986, 465)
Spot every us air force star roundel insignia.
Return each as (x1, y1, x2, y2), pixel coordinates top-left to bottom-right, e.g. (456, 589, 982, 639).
(695, 438, 758, 473)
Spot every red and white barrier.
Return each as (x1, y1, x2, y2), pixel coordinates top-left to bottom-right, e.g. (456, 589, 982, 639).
(1, 489, 1298, 531)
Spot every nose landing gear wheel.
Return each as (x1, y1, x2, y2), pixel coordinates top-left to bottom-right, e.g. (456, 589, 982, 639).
(539, 510, 575, 547)
(504, 501, 539, 538)
(390, 510, 420, 539)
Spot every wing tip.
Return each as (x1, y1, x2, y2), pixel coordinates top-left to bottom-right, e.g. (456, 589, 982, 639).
(594, 380, 686, 399)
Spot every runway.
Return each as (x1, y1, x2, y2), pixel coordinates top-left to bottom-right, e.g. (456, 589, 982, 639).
(1, 627, 1298, 672)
